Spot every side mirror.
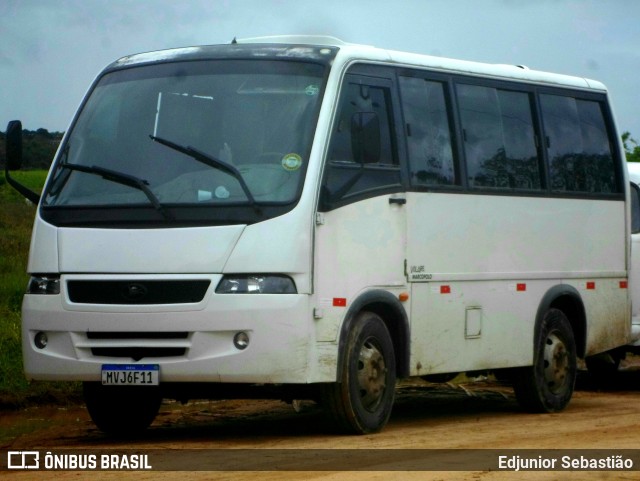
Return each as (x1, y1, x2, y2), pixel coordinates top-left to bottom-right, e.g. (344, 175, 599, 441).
(351, 112, 380, 164)
(4, 120, 40, 204)
(6, 120, 23, 170)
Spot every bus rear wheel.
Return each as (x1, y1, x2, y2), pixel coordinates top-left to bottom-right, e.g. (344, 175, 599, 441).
(321, 311, 396, 434)
(513, 308, 577, 413)
(83, 382, 161, 436)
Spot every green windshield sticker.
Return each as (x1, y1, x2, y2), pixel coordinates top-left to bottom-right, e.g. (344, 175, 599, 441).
(282, 153, 303, 171)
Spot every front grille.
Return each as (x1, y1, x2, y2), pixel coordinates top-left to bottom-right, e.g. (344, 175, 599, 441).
(91, 347, 185, 360)
(83, 332, 190, 361)
(68, 280, 210, 304)
(87, 332, 189, 340)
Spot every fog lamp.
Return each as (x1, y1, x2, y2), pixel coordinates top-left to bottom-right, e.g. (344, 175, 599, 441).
(34, 331, 48, 349)
(233, 332, 250, 350)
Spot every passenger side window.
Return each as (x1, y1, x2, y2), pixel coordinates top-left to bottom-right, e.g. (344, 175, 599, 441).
(399, 76, 456, 186)
(321, 76, 400, 209)
(541, 94, 617, 194)
(631, 182, 640, 234)
(457, 84, 541, 190)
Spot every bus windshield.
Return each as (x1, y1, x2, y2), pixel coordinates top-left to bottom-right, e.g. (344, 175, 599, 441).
(43, 59, 325, 226)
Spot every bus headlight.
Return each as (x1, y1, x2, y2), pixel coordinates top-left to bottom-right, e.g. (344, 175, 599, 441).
(216, 275, 297, 294)
(27, 275, 60, 295)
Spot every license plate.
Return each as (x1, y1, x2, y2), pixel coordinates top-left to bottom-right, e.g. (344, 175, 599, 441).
(101, 364, 159, 386)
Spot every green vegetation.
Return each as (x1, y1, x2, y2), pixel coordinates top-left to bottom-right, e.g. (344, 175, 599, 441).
(0, 170, 80, 408)
(623, 132, 640, 163)
(0, 128, 63, 170)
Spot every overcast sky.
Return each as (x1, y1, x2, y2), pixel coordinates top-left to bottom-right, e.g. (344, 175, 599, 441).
(2, 0, 639, 141)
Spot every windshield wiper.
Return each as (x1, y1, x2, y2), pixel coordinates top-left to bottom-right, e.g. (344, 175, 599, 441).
(59, 163, 172, 220)
(149, 134, 259, 210)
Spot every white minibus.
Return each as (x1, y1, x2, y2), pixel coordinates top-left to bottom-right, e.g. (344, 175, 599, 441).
(5, 36, 631, 434)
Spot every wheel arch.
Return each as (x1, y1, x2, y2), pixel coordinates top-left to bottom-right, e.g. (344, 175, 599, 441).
(536, 284, 587, 358)
(336, 289, 410, 379)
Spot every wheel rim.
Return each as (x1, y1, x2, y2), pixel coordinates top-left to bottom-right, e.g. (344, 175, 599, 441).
(542, 331, 569, 394)
(356, 338, 388, 412)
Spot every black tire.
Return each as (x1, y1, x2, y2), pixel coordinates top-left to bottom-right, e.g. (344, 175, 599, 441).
(321, 311, 396, 434)
(83, 382, 162, 436)
(513, 308, 577, 413)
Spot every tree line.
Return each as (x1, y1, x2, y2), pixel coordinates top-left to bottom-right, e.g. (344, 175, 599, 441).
(1, 128, 640, 169)
(0, 128, 64, 170)
(623, 132, 640, 163)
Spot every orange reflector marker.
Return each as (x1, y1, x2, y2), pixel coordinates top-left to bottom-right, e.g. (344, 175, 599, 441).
(620, 281, 628, 289)
(586, 281, 596, 290)
(517, 283, 526, 292)
(333, 298, 347, 307)
(440, 285, 451, 294)
(399, 292, 410, 302)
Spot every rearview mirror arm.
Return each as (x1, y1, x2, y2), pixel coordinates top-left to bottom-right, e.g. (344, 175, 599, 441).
(4, 166, 41, 205)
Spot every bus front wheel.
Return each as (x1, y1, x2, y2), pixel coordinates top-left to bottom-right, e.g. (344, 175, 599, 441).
(83, 382, 161, 436)
(513, 308, 577, 413)
(321, 311, 396, 434)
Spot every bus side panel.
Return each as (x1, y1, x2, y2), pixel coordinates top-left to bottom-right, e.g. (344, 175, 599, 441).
(406, 194, 625, 278)
(409, 280, 538, 375)
(406, 193, 627, 374)
(564, 278, 630, 356)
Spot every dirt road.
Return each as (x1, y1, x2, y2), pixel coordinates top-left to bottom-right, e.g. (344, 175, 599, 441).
(3, 366, 640, 481)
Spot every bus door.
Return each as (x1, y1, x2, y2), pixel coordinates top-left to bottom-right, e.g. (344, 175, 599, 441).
(314, 72, 407, 348)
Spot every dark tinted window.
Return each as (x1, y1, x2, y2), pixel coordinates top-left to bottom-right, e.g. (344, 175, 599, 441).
(399, 77, 456, 186)
(541, 94, 616, 193)
(631, 182, 640, 233)
(328, 82, 395, 165)
(321, 77, 400, 208)
(457, 84, 541, 190)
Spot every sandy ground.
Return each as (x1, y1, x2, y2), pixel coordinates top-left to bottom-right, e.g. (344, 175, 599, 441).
(3, 365, 640, 481)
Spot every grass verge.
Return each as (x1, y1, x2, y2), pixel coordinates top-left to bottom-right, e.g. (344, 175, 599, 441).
(0, 170, 82, 408)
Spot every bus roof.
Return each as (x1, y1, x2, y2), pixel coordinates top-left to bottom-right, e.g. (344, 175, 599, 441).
(237, 35, 605, 91)
(112, 35, 605, 92)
